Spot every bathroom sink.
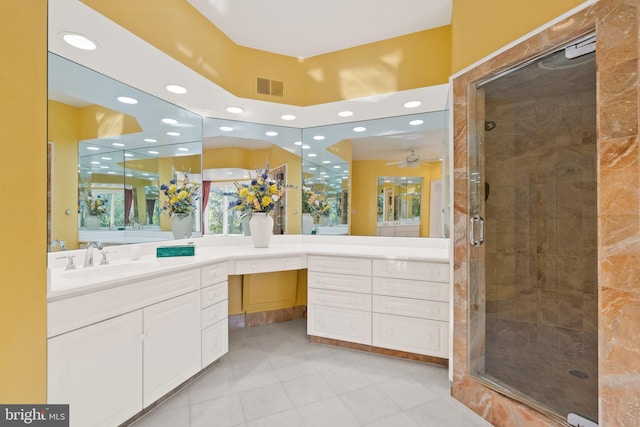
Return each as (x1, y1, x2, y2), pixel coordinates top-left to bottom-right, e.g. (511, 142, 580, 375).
(49, 260, 161, 291)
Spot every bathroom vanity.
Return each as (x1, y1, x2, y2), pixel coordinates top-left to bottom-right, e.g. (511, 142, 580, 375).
(46, 235, 449, 427)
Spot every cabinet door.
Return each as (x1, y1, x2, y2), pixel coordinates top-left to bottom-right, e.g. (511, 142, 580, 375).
(48, 310, 143, 427)
(143, 291, 201, 407)
(372, 313, 448, 358)
(307, 305, 371, 345)
(202, 318, 229, 367)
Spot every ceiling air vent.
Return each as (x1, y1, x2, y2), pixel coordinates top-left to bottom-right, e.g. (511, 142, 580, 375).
(257, 77, 284, 97)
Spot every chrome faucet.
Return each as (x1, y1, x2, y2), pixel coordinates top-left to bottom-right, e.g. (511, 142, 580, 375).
(50, 239, 66, 251)
(84, 241, 103, 268)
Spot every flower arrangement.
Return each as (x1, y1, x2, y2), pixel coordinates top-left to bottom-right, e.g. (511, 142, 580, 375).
(160, 171, 200, 218)
(229, 162, 292, 216)
(303, 185, 332, 224)
(86, 191, 107, 216)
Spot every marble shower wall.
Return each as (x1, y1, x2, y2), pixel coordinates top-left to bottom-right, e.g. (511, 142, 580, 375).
(452, 1, 640, 426)
(484, 88, 597, 333)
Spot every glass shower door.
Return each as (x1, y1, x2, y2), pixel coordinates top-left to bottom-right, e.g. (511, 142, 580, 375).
(467, 39, 598, 424)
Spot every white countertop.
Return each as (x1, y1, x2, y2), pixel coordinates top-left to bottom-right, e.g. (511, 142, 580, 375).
(48, 235, 450, 302)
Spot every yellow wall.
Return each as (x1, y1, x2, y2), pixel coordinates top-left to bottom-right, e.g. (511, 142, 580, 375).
(351, 160, 441, 237)
(0, 0, 47, 403)
(81, 0, 451, 105)
(451, 0, 588, 72)
(302, 26, 451, 103)
(48, 101, 81, 249)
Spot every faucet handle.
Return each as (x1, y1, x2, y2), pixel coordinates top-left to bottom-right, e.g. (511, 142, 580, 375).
(57, 255, 76, 271)
(100, 252, 110, 265)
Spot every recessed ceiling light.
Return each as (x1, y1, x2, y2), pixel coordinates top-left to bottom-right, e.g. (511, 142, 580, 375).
(178, 147, 189, 152)
(61, 32, 97, 50)
(333, 165, 341, 169)
(142, 173, 150, 176)
(338, 111, 354, 117)
(166, 131, 181, 136)
(302, 145, 311, 149)
(144, 138, 157, 143)
(162, 118, 178, 124)
(281, 114, 296, 121)
(226, 106, 244, 114)
(309, 167, 317, 171)
(148, 177, 155, 181)
(99, 165, 109, 169)
(125, 173, 133, 177)
(166, 84, 187, 94)
(313, 135, 325, 141)
(86, 146, 99, 151)
(226, 171, 234, 175)
(404, 101, 422, 109)
(116, 96, 138, 105)
(409, 119, 424, 126)
(124, 153, 134, 157)
(320, 172, 327, 175)
(307, 153, 317, 157)
(108, 171, 116, 175)
(147, 150, 159, 155)
(90, 161, 100, 165)
(220, 126, 233, 132)
(101, 157, 112, 160)
(265, 131, 278, 136)
(353, 126, 366, 132)
(112, 142, 125, 147)
(322, 160, 331, 164)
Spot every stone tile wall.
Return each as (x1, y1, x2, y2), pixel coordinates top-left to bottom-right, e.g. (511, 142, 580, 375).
(452, 1, 640, 425)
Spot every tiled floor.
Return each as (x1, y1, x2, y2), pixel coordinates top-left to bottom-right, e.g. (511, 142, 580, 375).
(130, 319, 491, 427)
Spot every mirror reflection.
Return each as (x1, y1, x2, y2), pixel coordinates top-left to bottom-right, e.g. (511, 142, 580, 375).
(202, 118, 302, 236)
(377, 176, 422, 237)
(48, 52, 203, 250)
(302, 111, 446, 237)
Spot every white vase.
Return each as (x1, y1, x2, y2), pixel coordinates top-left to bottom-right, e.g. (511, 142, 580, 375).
(302, 213, 314, 235)
(171, 214, 193, 239)
(249, 212, 273, 248)
(85, 215, 100, 230)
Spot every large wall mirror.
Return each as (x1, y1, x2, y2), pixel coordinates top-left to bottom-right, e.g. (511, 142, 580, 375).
(301, 111, 447, 238)
(48, 53, 203, 251)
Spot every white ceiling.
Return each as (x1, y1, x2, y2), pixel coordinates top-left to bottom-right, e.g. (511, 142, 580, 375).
(187, 0, 452, 58)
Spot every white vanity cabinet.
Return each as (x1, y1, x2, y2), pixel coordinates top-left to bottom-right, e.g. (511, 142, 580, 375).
(200, 262, 229, 367)
(48, 266, 209, 427)
(143, 290, 201, 407)
(48, 311, 143, 427)
(371, 259, 449, 358)
(307, 255, 372, 345)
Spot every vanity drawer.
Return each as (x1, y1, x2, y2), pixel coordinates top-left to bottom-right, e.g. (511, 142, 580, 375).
(202, 318, 228, 367)
(307, 305, 371, 345)
(201, 262, 228, 287)
(372, 313, 448, 358)
(372, 259, 449, 282)
(308, 255, 371, 276)
(201, 300, 228, 330)
(201, 281, 228, 309)
(48, 269, 200, 338)
(373, 295, 448, 321)
(234, 255, 305, 274)
(372, 277, 449, 302)
(308, 272, 372, 294)
(309, 288, 371, 312)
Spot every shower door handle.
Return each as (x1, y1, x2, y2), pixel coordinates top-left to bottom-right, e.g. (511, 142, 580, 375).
(470, 215, 484, 247)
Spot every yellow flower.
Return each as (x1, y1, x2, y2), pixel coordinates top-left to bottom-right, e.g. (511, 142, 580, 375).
(247, 193, 255, 203)
(170, 196, 179, 204)
(178, 190, 188, 200)
(169, 184, 177, 194)
(239, 187, 249, 197)
(269, 184, 278, 194)
(261, 196, 272, 207)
